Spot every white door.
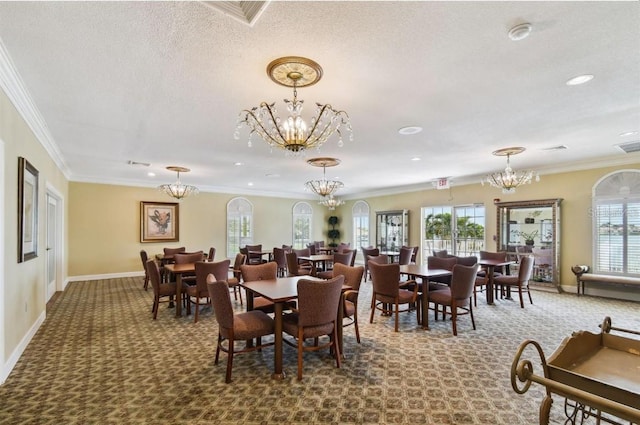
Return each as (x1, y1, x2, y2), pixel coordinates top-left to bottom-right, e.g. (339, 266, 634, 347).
(46, 194, 58, 301)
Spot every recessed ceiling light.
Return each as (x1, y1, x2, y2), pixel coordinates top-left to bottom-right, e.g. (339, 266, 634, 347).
(265, 173, 280, 178)
(411, 157, 421, 161)
(248, 182, 254, 186)
(147, 172, 155, 177)
(234, 162, 243, 166)
(619, 130, 639, 137)
(398, 126, 423, 135)
(566, 74, 594, 86)
(508, 23, 532, 41)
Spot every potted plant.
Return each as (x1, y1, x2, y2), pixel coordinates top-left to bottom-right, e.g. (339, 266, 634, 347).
(517, 229, 539, 246)
(327, 216, 340, 247)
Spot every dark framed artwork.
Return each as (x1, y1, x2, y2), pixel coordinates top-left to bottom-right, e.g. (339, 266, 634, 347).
(140, 201, 179, 243)
(18, 157, 39, 262)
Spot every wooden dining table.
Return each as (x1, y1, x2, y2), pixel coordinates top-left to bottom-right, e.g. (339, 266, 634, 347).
(297, 254, 334, 276)
(241, 276, 348, 379)
(478, 258, 514, 305)
(399, 264, 452, 330)
(162, 262, 195, 317)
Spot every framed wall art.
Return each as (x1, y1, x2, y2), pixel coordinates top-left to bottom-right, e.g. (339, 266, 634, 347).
(18, 157, 39, 262)
(140, 201, 179, 243)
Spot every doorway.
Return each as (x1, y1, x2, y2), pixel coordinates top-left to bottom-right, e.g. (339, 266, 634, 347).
(45, 187, 63, 302)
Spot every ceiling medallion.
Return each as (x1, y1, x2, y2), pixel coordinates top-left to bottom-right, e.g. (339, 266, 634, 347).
(235, 56, 353, 156)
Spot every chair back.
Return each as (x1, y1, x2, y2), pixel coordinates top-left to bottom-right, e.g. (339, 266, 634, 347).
(140, 250, 149, 268)
(240, 262, 278, 281)
(305, 244, 317, 255)
(282, 244, 292, 252)
(518, 255, 535, 282)
(346, 249, 357, 266)
(456, 255, 478, 267)
(450, 263, 480, 301)
(296, 276, 344, 327)
(286, 252, 304, 275)
(271, 247, 285, 267)
(239, 246, 249, 256)
(369, 262, 400, 298)
(411, 246, 418, 263)
(196, 259, 230, 293)
(174, 251, 204, 264)
(332, 251, 353, 267)
(146, 259, 163, 294)
(427, 255, 458, 271)
(368, 254, 389, 265)
(314, 241, 325, 248)
(207, 247, 216, 262)
(398, 247, 413, 265)
(336, 242, 351, 253)
(332, 263, 364, 291)
(433, 249, 451, 258)
(245, 244, 263, 264)
(362, 246, 379, 258)
(207, 278, 234, 330)
(479, 250, 508, 273)
(163, 246, 186, 256)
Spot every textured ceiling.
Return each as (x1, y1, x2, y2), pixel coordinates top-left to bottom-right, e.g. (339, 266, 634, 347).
(0, 1, 639, 199)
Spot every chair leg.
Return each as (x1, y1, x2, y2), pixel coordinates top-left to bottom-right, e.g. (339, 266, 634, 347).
(226, 339, 234, 384)
(332, 326, 341, 369)
(194, 296, 200, 323)
(152, 297, 159, 319)
(473, 287, 477, 307)
(143, 275, 149, 291)
(394, 301, 399, 332)
(369, 295, 376, 324)
(215, 334, 222, 365)
(297, 328, 304, 380)
(527, 284, 533, 305)
(518, 285, 525, 308)
(353, 310, 361, 343)
(451, 301, 458, 336)
(469, 299, 476, 330)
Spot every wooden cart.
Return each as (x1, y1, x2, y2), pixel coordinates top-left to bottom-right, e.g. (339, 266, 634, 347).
(511, 317, 640, 424)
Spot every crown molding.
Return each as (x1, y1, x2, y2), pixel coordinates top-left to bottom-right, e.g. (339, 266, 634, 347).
(0, 38, 71, 179)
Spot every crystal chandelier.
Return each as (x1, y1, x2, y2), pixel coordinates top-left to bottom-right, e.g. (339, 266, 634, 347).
(319, 195, 345, 210)
(158, 166, 199, 200)
(305, 157, 343, 197)
(482, 147, 539, 194)
(234, 56, 353, 156)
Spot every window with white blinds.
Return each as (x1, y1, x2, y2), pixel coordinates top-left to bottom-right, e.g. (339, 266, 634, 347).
(227, 197, 253, 257)
(352, 200, 370, 251)
(593, 170, 640, 276)
(292, 202, 312, 249)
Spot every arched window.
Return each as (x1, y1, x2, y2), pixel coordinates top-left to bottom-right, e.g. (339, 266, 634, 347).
(592, 170, 640, 275)
(292, 202, 313, 249)
(352, 200, 370, 251)
(227, 197, 253, 257)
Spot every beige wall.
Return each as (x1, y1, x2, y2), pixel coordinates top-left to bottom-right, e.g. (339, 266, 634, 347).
(68, 183, 331, 276)
(1, 88, 69, 364)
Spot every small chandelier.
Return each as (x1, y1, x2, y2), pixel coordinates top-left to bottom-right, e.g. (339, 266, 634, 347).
(305, 157, 343, 197)
(482, 147, 539, 194)
(158, 166, 199, 200)
(319, 195, 345, 210)
(234, 56, 353, 156)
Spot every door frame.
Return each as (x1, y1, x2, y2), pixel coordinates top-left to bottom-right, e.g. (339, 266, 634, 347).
(45, 182, 64, 302)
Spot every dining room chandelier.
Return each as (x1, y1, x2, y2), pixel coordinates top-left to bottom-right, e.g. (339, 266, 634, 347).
(234, 56, 353, 156)
(319, 195, 345, 210)
(305, 157, 344, 197)
(158, 166, 199, 200)
(482, 147, 539, 194)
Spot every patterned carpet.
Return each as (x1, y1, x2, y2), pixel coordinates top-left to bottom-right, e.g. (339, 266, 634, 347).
(1, 276, 639, 424)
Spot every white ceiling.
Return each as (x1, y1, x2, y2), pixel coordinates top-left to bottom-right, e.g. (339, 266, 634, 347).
(0, 1, 639, 199)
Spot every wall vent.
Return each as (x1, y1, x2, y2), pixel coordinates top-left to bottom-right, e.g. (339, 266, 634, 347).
(201, 1, 270, 27)
(541, 145, 568, 151)
(615, 140, 640, 154)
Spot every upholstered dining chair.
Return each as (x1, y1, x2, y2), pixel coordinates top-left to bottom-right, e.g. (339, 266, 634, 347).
(272, 247, 288, 277)
(398, 247, 413, 265)
(282, 275, 345, 380)
(184, 259, 230, 323)
(226, 253, 246, 305)
(207, 247, 216, 262)
(286, 252, 312, 277)
(316, 251, 353, 279)
(146, 259, 176, 320)
(494, 255, 535, 308)
(163, 246, 186, 257)
(140, 250, 152, 290)
(246, 244, 266, 265)
(361, 246, 380, 281)
(427, 255, 458, 288)
(428, 263, 479, 336)
(368, 254, 389, 266)
(306, 243, 317, 255)
(207, 278, 275, 383)
(173, 251, 205, 286)
(293, 248, 313, 271)
(478, 250, 508, 300)
(331, 263, 365, 343)
(240, 262, 296, 313)
(368, 262, 419, 332)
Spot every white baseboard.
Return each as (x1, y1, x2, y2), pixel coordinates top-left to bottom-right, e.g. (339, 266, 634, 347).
(67, 271, 144, 282)
(1, 310, 46, 384)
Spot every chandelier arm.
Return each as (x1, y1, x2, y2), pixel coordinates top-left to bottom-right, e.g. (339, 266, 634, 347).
(240, 106, 288, 148)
